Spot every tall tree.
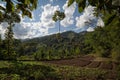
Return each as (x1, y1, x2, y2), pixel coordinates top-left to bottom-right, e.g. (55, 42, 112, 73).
(0, 35, 2, 54)
(4, 23, 15, 59)
(0, 0, 38, 59)
(52, 10, 65, 33)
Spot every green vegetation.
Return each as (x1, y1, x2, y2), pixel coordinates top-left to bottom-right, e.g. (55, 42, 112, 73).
(0, 0, 38, 20)
(0, 0, 120, 79)
(85, 15, 120, 60)
(68, 0, 119, 25)
(0, 61, 114, 80)
(0, 0, 38, 60)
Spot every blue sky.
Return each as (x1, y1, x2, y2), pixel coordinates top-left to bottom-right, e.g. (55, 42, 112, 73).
(0, 0, 104, 39)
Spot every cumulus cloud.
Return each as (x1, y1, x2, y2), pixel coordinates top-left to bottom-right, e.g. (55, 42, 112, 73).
(76, 5, 96, 28)
(0, 22, 48, 39)
(13, 22, 48, 39)
(41, 4, 60, 28)
(61, 1, 76, 27)
(0, 4, 61, 39)
(87, 27, 94, 32)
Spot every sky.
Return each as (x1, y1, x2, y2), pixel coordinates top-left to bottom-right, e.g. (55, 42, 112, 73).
(0, 0, 104, 39)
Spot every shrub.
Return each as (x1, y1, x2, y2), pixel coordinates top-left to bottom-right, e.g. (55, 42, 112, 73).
(111, 45, 120, 61)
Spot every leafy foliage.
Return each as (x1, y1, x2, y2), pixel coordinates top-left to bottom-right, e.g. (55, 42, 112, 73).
(85, 15, 120, 59)
(0, 0, 38, 20)
(68, 0, 119, 25)
(0, 0, 38, 60)
(68, 0, 119, 13)
(14, 31, 92, 60)
(4, 23, 16, 60)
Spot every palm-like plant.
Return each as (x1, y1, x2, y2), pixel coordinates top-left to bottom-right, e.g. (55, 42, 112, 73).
(52, 10, 65, 33)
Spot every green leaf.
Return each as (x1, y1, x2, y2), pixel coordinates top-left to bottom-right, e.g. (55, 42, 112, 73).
(27, 12, 32, 18)
(68, 0, 75, 7)
(105, 14, 116, 25)
(88, 0, 98, 6)
(22, 8, 32, 18)
(79, 0, 84, 4)
(6, 1, 15, 12)
(78, 7, 83, 12)
(76, 0, 80, 3)
(105, 0, 113, 13)
(0, 11, 3, 20)
(30, 0, 38, 9)
(78, 0, 85, 12)
(25, 0, 30, 5)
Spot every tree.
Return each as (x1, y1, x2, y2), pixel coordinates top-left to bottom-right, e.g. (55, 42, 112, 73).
(52, 10, 65, 33)
(68, 32, 75, 44)
(67, 0, 119, 26)
(74, 47, 80, 56)
(0, 0, 38, 59)
(4, 23, 15, 59)
(0, 0, 38, 21)
(0, 35, 2, 56)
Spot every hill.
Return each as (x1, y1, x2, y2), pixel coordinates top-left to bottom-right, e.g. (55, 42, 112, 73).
(17, 31, 90, 57)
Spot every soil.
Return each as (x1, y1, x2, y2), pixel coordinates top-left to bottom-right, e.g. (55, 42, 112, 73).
(43, 55, 120, 79)
(43, 55, 119, 70)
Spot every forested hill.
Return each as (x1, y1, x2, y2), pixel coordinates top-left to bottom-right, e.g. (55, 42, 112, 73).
(18, 31, 90, 56)
(16, 16, 120, 61)
(22, 31, 87, 44)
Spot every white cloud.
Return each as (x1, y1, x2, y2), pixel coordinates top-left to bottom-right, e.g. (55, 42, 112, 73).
(13, 22, 48, 39)
(76, 5, 96, 28)
(0, 22, 48, 39)
(0, 22, 8, 39)
(61, 1, 76, 27)
(97, 17, 104, 27)
(2, 4, 60, 39)
(50, 0, 53, 2)
(40, 4, 60, 28)
(0, 4, 61, 39)
(87, 27, 94, 32)
(0, 2, 5, 8)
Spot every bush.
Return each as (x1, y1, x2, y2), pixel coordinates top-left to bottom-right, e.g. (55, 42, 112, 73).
(96, 46, 110, 58)
(111, 44, 120, 61)
(111, 50, 120, 61)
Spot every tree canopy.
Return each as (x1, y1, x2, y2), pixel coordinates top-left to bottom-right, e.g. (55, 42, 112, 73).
(52, 10, 65, 33)
(68, 0, 119, 13)
(0, 0, 38, 23)
(68, 0, 119, 25)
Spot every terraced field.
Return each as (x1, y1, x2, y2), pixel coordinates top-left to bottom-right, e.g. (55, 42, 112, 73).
(43, 55, 120, 79)
(44, 56, 119, 70)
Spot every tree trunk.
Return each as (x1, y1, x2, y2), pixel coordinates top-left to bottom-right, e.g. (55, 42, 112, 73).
(58, 20, 60, 33)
